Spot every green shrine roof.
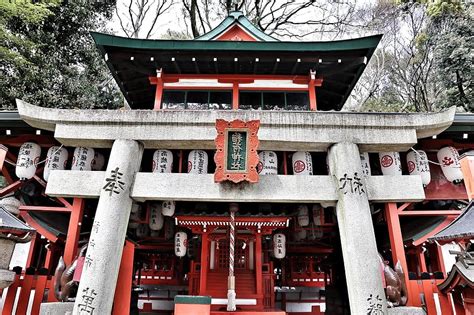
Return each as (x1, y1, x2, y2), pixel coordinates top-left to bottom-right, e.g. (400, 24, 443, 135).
(91, 10, 382, 111)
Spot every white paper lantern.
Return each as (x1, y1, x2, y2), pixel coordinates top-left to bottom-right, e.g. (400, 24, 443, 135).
(162, 200, 175, 217)
(273, 233, 286, 259)
(297, 205, 310, 227)
(136, 224, 149, 238)
(257, 151, 278, 175)
(312, 204, 324, 226)
(92, 151, 105, 171)
(71, 147, 95, 171)
(149, 203, 164, 230)
(153, 150, 173, 173)
(360, 152, 371, 177)
(16, 142, 41, 180)
(437, 147, 463, 183)
(406, 150, 431, 186)
(188, 150, 208, 174)
(0, 197, 21, 215)
(129, 204, 141, 229)
(292, 151, 313, 175)
(43, 146, 68, 182)
(295, 229, 307, 241)
(175, 232, 188, 257)
(379, 152, 402, 176)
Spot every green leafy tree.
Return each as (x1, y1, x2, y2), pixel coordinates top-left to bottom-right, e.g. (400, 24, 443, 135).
(0, 0, 121, 109)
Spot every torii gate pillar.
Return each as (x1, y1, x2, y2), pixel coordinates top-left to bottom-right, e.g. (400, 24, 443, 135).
(328, 142, 388, 314)
(73, 139, 144, 315)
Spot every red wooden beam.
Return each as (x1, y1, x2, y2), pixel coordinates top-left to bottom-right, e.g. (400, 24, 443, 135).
(0, 180, 23, 197)
(398, 210, 462, 217)
(0, 135, 57, 147)
(19, 205, 70, 213)
(16, 273, 34, 315)
(20, 211, 58, 243)
(153, 69, 164, 110)
(31, 275, 49, 315)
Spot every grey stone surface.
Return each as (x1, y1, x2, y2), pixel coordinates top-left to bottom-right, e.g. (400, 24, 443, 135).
(0, 238, 16, 269)
(0, 269, 15, 289)
(40, 302, 74, 315)
(388, 306, 426, 314)
(46, 171, 425, 203)
(17, 100, 455, 152)
(73, 139, 144, 315)
(328, 142, 388, 315)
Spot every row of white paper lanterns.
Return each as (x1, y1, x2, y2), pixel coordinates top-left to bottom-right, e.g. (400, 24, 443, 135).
(378, 147, 464, 185)
(16, 142, 464, 186)
(15, 143, 105, 181)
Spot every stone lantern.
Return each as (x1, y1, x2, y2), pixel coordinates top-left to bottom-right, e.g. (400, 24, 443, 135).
(0, 205, 35, 288)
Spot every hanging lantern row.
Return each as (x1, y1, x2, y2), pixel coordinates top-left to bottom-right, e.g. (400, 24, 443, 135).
(377, 146, 463, 184)
(15, 143, 105, 182)
(297, 204, 325, 227)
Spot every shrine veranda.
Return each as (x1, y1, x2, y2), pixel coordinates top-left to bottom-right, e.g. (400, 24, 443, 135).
(0, 10, 472, 315)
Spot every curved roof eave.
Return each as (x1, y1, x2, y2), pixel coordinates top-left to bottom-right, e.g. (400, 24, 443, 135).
(90, 31, 382, 53)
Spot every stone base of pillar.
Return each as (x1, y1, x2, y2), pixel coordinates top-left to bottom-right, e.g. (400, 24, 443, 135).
(387, 306, 426, 315)
(0, 269, 15, 289)
(40, 302, 74, 315)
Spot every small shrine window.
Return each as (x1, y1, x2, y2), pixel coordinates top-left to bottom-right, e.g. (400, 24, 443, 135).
(162, 91, 185, 109)
(162, 90, 232, 110)
(239, 91, 309, 111)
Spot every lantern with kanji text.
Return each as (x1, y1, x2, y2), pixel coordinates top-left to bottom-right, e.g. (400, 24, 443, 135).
(149, 203, 164, 230)
(153, 150, 173, 173)
(292, 151, 313, 175)
(188, 150, 208, 174)
(175, 232, 187, 257)
(15, 142, 41, 180)
(44, 146, 68, 182)
(379, 152, 402, 176)
(257, 151, 278, 175)
(406, 150, 431, 186)
(273, 233, 286, 259)
(71, 147, 95, 171)
(437, 146, 463, 183)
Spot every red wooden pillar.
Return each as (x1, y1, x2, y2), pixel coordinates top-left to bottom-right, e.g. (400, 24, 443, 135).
(232, 83, 239, 110)
(31, 274, 49, 315)
(112, 240, 135, 315)
(64, 198, 84, 265)
(199, 231, 209, 295)
(255, 232, 263, 308)
(16, 272, 34, 315)
(153, 69, 164, 110)
(418, 248, 428, 273)
(384, 203, 413, 304)
(2, 272, 20, 315)
(308, 70, 317, 111)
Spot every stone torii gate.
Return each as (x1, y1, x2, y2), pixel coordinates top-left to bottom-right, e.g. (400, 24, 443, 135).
(17, 100, 455, 314)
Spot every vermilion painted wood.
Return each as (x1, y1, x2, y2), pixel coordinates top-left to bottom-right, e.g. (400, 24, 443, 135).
(412, 217, 454, 246)
(64, 198, 84, 265)
(25, 234, 38, 268)
(232, 83, 239, 110)
(216, 24, 258, 41)
(18, 205, 70, 212)
(2, 273, 20, 315)
(16, 274, 34, 315)
(214, 119, 260, 183)
(385, 203, 413, 305)
(112, 240, 135, 315)
(255, 233, 263, 302)
(422, 280, 438, 315)
(47, 278, 57, 302)
(31, 275, 49, 315)
(20, 211, 58, 243)
(398, 210, 462, 217)
(199, 232, 209, 295)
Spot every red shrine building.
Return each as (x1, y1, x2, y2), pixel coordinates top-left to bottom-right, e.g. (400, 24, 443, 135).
(0, 10, 473, 315)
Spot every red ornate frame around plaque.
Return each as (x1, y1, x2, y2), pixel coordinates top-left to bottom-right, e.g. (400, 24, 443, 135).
(214, 119, 260, 183)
